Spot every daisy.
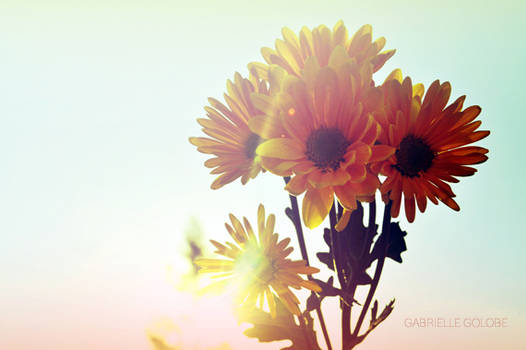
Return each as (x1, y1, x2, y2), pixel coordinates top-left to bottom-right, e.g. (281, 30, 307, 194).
(250, 47, 394, 228)
(189, 71, 269, 189)
(195, 204, 321, 316)
(373, 71, 490, 222)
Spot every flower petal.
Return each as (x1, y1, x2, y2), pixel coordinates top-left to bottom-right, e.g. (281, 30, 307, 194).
(302, 187, 334, 229)
(256, 138, 305, 160)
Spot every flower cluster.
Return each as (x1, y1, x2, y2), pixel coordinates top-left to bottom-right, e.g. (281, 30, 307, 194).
(191, 21, 489, 226)
(189, 21, 489, 327)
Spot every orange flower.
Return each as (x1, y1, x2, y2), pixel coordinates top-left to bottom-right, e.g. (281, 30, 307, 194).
(373, 70, 490, 222)
(250, 20, 394, 79)
(189, 71, 269, 189)
(250, 47, 394, 229)
(195, 204, 321, 316)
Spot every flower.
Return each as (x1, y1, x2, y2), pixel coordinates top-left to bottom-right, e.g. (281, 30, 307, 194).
(250, 47, 394, 229)
(372, 70, 490, 222)
(189, 71, 269, 189)
(250, 20, 394, 79)
(195, 204, 321, 316)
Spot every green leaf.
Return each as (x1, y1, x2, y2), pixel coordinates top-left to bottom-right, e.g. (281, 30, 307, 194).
(386, 224, 407, 263)
(355, 271, 373, 285)
(312, 277, 339, 297)
(369, 222, 407, 264)
(317, 203, 379, 281)
(305, 293, 320, 313)
(370, 300, 378, 321)
(148, 335, 178, 350)
(370, 299, 395, 329)
(316, 251, 334, 270)
(236, 299, 321, 350)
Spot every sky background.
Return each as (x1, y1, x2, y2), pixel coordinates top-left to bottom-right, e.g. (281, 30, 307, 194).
(1, 0, 525, 349)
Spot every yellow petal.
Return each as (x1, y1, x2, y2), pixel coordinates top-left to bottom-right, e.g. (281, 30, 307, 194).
(266, 288, 276, 318)
(248, 115, 284, 139)
(248, 61, 269, 81)
(257, 204, 266, 241)
(256, 138, 305, 160)
(328, 45, 350, 70)
(301, 279, 322, 292)
(302, 187, 334, 229)
(384, 69, 402, 83)
(413, 83, 424, 99)
(194, 258, 234, 272)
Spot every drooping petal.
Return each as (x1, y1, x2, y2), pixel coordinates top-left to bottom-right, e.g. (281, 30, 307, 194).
(302, 187, 334, 229)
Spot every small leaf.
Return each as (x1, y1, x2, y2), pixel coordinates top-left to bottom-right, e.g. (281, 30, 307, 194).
(285, 207, 294, 221)
(371, 300, 378, 321)
(355, 272, 373, 285)
(237, 299, 321, 350)
(323, 228, 331, 246)
(316, 252, 334, 270)
(369, 222, 407, 265)
(336, 201, 377, 270)
(312, 278, 340, 297)
(327, 276, 334, 286)
(305, 293, 320, 313)
(243, 324, 290, 342)
(370, 299, 395, 329)
(386, 224, 407, 263)
(149, 335, 178, 350)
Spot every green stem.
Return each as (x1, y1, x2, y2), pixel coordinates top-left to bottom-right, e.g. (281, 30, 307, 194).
(328, 203, 350, 349)
(350, 200, 392, 345)
(341, 303, 351, 349)
(283, 177, 333, 350)
(341, 201, 376, 349)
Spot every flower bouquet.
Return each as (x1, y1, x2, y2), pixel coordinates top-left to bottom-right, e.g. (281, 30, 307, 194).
(189, 21, 489, 349)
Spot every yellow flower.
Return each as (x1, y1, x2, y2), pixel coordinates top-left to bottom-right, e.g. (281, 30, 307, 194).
(372, 70, 490, 222)
(250, 20, 394, 80)
(195, 204, 321, 317)
(250, 47, 394, 229)
(189, 71, 269, 189)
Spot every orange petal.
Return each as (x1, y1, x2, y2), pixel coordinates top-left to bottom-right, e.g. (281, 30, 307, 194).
(335, 209, 351, 231)
(369, 144, 395, 162)
(285, 174, 308, 195)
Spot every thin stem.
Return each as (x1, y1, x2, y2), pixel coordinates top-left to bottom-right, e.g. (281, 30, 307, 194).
(285, 189, 309, 265)
(343, 201, 376, 348)
(283, 177, 333, 350)
(341, 302, 351, 349)
(298, 315, 315, 349)
(329, 204, 346, 287)
(351, 200, 392, 341)
(314, 304, 332, 350)
(328, 203, 351, 349)
(367, 201, 377, 246)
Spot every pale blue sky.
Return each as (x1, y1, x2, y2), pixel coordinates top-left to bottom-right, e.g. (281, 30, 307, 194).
(0, 1, 525, 349)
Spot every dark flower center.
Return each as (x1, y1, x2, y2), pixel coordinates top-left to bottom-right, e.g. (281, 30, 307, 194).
(393, 134, 435, 177)
(244, 133, 262, 159)
(306, 127, 350, 172)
